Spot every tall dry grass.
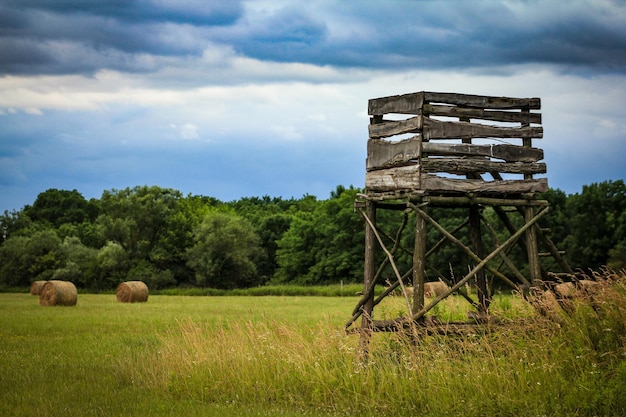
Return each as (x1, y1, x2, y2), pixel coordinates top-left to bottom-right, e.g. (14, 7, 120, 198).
(126, 269, 626, 416)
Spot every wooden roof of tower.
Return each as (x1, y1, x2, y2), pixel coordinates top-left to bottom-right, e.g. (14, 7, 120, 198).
(365, 91, 547, 200)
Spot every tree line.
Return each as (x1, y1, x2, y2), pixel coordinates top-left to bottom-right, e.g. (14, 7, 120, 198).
(1, 181, 625, 291)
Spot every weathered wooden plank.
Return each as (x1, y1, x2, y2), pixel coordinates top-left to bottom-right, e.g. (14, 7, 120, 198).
(424, 118, 543, 140)
(423, 104, 541, 124)
(367, 136, 421, 170)
(364, 189, 550, 205)
(365, 164, 421, 191)
(421, 175, 548, 194)
(423, 92, 541, 110)
(368, 116, 422, 139)
(366, 168, 548, 193)
(422, 142, 543, 162)
(367, 140, 544, 171)
(422, 159, 546, 175)
(370, 118, 544, 140)
(368, 92, 425, 115)
(368, 92, 541, 115)
(423, 196, 549, 207)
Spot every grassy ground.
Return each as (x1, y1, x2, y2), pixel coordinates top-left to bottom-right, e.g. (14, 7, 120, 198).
(1, 274, 625, 416)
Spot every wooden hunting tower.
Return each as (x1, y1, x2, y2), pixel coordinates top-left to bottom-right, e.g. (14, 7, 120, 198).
(346, 91, 573, 345)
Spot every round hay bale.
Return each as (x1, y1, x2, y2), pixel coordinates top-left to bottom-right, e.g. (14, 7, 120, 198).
(554, 282, 576, 298)
(39, 280, 77, 306)
(30, 280, 47, 295)
(578, 279, 599, 293)
(116, 281, 149, 303)
(424, 281, 450, 298)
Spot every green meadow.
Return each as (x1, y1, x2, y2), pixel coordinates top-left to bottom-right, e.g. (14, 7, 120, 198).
(1, 276, 625, 417)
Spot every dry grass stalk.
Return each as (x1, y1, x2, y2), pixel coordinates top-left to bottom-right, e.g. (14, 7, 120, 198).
(30, 280, 47, 295)
(116, 281, 149, 303)
(530, 267, 625, 322)
(39, 280, 77, 306)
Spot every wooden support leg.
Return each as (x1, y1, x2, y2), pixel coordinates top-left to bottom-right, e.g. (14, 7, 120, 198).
(359, 201, 376, 362)
(412, 208, 427, 315)
(524, 207, 542, 286)
(470, 205, 489, 312)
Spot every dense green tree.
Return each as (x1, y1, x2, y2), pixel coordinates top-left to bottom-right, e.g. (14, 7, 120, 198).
(308, 186, 364, 283)
(127, 260, 176, 290)
(563, 180, 626, 269)
(96, 186, 183, 286)
(2, 180, 625, 290)
(0, 209, 34, 244)
(95, 241, 130, 289)
(228, 195, 298, 283)
(293, 194, 319, 214)
(157, 194, 222, 285)
(24, 189, 97, 227)
(608, 244, 626, 271)
(57, 221, 106, 249)
(0, 236, 30, 287)
(273, 211, 318, 284)
(255, 213, 292, 282)
(51, 236, 99, 287)
(230, 195, 300, 215)
(98, 186, 182, 258)
(186, 210, 263, 289)
(0, 229, 64, 287)
(274, 186, 363, 285)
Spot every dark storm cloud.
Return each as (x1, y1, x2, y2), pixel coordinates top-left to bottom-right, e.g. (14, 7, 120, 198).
(1, 0, 625, 76)
(231, 1, 626, 72)
(0, 0, 244, 74)
(3, 0, 243, 26)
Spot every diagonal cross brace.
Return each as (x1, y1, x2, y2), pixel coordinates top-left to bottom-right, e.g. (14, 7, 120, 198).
(399, 204, 550, 324)
(408, 202, 530, 293)
(357, 207, 414, 314)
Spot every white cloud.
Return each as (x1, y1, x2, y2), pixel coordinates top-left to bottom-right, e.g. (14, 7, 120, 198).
(172, 123, 200, 140)
(270, 125, 303, 141)
(307, 113, 326, 121)
(24, 107, 43, 115)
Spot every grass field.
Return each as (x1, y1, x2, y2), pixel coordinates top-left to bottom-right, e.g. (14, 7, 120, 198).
(1, 274, 625, 416)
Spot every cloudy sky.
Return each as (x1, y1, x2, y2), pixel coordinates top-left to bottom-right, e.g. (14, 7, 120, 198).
(1, 0, 625, 212)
